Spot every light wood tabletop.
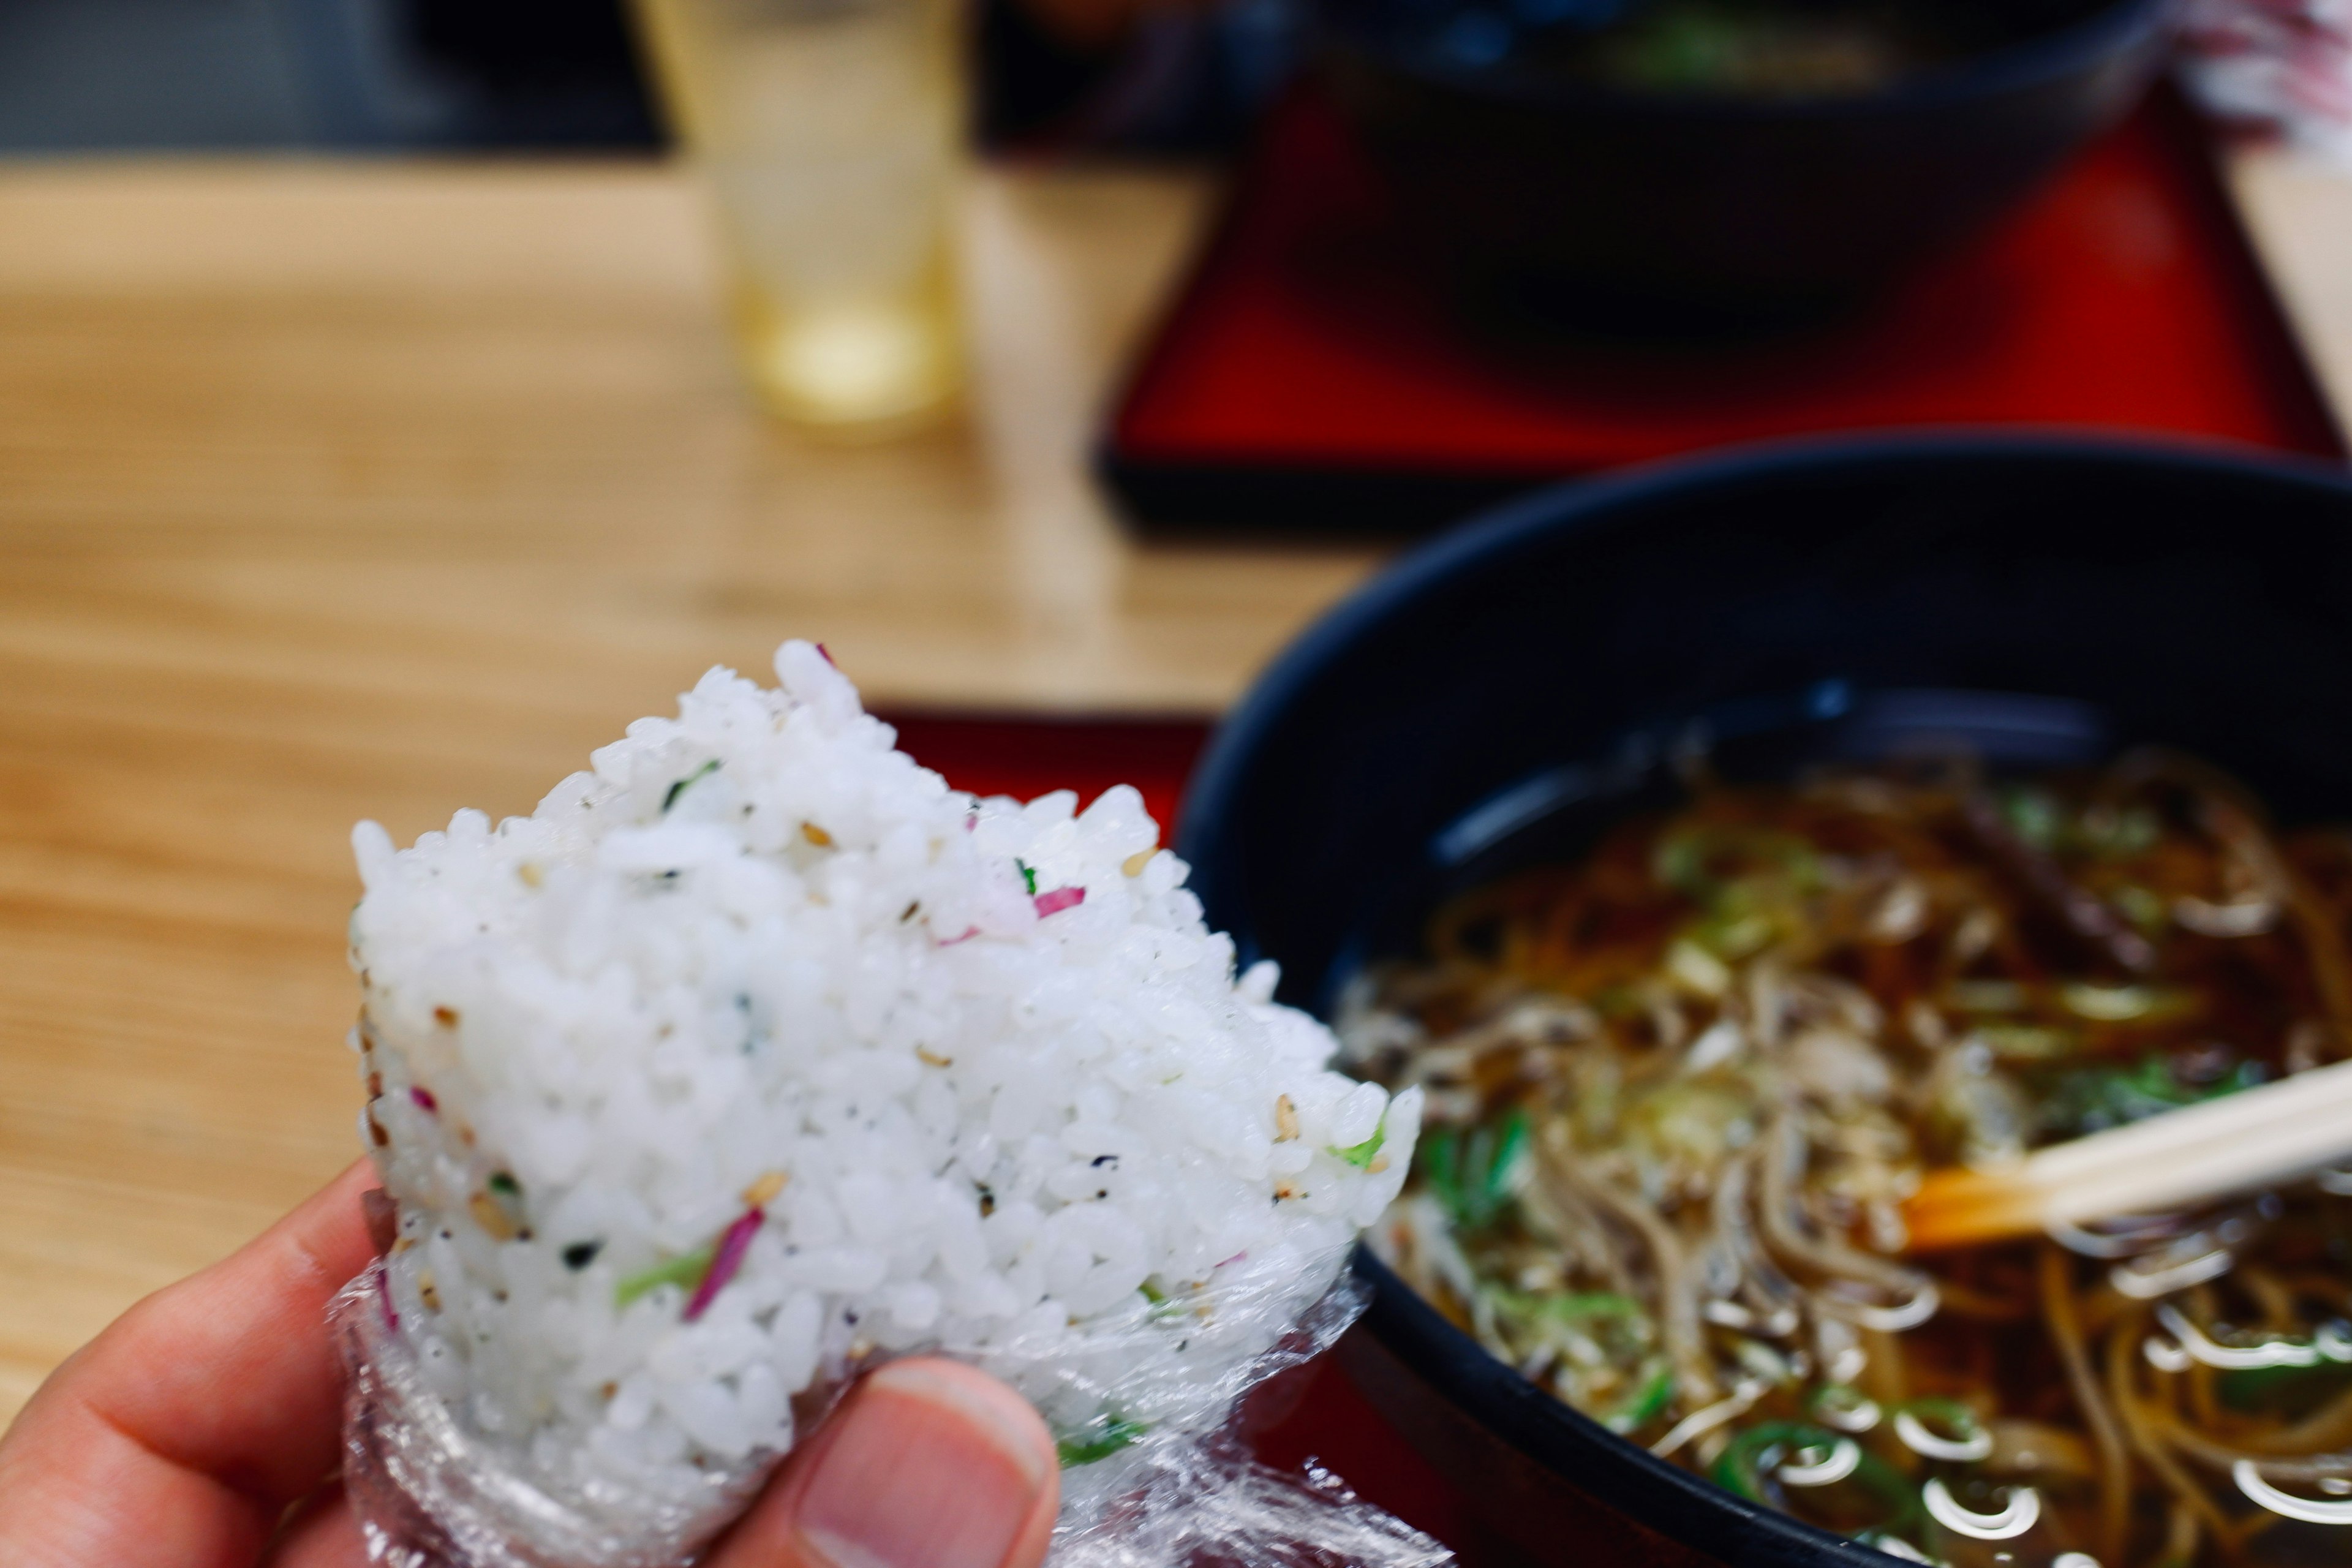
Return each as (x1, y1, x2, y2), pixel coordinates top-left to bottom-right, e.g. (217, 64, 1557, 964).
(0, 140, 2345, 1433)
(0, 154, 1381, 1430)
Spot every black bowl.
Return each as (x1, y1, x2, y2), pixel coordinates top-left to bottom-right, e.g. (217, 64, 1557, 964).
(1176, 435, 2352, 1568)
(1314, 0, 2177, 327)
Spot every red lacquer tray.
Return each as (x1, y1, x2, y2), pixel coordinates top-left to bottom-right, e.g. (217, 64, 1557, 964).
(1102, 86, 2346, 530)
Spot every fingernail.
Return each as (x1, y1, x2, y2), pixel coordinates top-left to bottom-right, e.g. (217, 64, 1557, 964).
(361, 1188, 398, 1254)
(793, 1361, 1054, 1568)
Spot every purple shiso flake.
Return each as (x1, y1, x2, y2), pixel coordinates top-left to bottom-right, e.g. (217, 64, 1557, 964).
(683, 1208, 766, 1323)
(1034, 886, 1086, 918)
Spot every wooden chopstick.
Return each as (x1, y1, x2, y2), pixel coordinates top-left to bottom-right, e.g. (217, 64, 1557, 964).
(1900, 1055, 2352, 1253)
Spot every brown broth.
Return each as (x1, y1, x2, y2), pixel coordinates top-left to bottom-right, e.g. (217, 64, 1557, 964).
(1348, 756, 2352, 1567)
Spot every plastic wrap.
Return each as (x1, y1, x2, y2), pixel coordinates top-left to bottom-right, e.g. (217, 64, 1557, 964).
(333, 1258, 1450, 1568)
(336, 1262, 763, 1568)
(2179, 0, 2352, 159)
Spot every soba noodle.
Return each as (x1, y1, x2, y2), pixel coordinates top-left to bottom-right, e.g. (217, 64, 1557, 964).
(1343, 750, 2352, 1567)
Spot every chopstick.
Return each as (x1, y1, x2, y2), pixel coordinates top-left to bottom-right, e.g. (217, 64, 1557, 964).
(1900, 1056, 2352, 1253)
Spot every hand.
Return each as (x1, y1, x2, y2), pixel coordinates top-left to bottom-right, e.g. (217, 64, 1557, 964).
(0, 1161, 1061, 1568)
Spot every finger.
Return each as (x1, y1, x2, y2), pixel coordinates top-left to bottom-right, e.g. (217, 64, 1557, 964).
(361, 1188, 398, 1255)
(260, 1484, 369, 1568)
(0, 1160, 382, 1568)
(712, 1358, 1060, 1568)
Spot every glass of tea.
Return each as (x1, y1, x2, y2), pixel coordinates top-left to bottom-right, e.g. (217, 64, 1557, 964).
(632, 0, 964, 431)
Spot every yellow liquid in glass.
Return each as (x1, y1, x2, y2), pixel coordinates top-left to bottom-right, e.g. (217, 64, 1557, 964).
(634, 0, 963, 429)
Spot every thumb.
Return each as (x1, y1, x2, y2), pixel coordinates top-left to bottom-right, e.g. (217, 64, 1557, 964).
(712, 1358, 1061, 1568)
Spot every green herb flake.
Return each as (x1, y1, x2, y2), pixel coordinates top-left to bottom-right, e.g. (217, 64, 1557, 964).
(486, 1171, 522, 1199)
(1653, 830, 1711, 897)
(1016, 859, 1038, 895)
(1542, 1290, 1646, 1325)
(2081, 804, 2160, 859)
(1898, 1397, 1984, 1444)
(1605, 1363, 1675, 1434)
(614, 1246, 715, 1310)
(1056, 1415, 1148, 1468)
(1713, 1422, 1918, 1532)
(1420, 1109, 1529, 1231)
(2220, 1359, 2352, 1414)
(1139, 1282, 1193, 1321)
(1999, 786, 2062, 851)
(2113, 884, 2169, 937)
(1976, 1023, 2078, 1061)
(1330, 1107, 1390, 1169)
(662, 759, 722, 814)
(2042, 1052, 2267, 1137)
(2059, 982, 2174, 1022)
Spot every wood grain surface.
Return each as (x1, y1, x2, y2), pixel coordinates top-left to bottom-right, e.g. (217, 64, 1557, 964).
(2227, 145, 2352, 430)
(0, 156, 1395, 1428)
(0, 144, 2343, 1435)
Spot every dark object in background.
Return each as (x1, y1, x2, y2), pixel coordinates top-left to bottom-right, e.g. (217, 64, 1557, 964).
(399, 0, 660, 146)
(978, 0, 1302, 149)
(1174, 432, 2352, 1568)
(0, 0, 1261, 153)
(1098, 89, 2343, 533)
(1315, 0, 2177, 327)
(0, 0, 657, 152)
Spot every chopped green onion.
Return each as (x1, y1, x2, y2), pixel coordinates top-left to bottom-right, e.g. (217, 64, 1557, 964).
(1420, 1109, 1529, 1231)
(2059, 982, 2185, 1022)
(1546, 1290, 1646, 1324)
(1998, 787, 2062, 851)
(1896, 1397, 1984, 1444)
(1808, 1383, 1880, 1430)
(1713, 1422, 1828, 1503)
(2080, 804, 2160, 858)
(1653, 829, 1711, 895)
(1055, 1415, 1148, 1468)
(1976, 1023, 2076, 1061)
(615, 1245, 715, 1310)
(1330, 1107, 1389, 1169)
(662, 760, 721, 814)
(1713, 1422, 1918, 1532)
(1653, 827, 1824, 899)
(1139, 1281, 1191, 1321)
(2113, 884, 2168, 936)
(1950, 979, 2030, 1013)
(2042, 1052, 2266, 1137)
(1666, 941, 1733, 997)
(1605, 1363, 1675, 1434)
(2220, 1357, 2352, 1413)
(1016, 859, 1037, 895)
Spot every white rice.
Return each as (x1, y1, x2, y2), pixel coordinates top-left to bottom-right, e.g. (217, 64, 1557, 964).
(348, 640, 1420, 1542)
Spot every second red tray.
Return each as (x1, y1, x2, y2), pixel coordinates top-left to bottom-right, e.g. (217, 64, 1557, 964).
(1102, 87, 2345, 530)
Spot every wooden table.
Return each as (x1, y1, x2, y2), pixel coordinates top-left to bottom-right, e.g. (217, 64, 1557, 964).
(0, 143, 2344, 1432)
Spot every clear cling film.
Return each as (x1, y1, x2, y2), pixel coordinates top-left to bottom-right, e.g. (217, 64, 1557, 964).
(336, 1261, 761, 1568)
(333, 1261, 1450, 1568)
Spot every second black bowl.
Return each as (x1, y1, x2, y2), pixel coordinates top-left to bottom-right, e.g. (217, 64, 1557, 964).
(1177, 434, 2352, 1568)
(1315, 0, 2176, 325)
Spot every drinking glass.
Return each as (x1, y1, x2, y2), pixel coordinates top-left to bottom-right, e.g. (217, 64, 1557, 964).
(633, 0, 965, 430)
